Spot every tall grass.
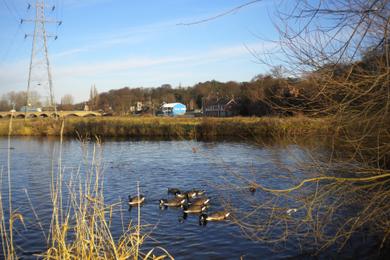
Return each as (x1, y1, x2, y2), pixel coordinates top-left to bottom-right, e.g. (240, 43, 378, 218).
(0, 116, 332, 140)
(0, 118, 173, 259)
(0, 111, 24, 260)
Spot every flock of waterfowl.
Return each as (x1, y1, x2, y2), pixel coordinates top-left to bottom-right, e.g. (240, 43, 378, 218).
(128, 188, 230, 225)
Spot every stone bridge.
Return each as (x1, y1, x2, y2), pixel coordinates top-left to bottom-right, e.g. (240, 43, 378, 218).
(0, 111, 102, 119)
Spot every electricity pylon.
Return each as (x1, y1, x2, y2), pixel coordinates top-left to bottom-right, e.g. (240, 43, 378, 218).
(22, 0, 61, 113)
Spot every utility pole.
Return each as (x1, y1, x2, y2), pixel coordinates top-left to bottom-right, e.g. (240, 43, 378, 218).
(22, 0, 61, 114)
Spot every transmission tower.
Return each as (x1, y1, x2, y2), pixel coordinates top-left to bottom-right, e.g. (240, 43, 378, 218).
(22, 0, 61, 113)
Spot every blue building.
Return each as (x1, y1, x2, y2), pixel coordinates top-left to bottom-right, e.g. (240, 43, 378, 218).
(161, 103, 186, 116)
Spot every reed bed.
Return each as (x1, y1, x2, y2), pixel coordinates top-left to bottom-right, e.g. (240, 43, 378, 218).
(0, 117, 173, 259)
(0, 116, 331, 140)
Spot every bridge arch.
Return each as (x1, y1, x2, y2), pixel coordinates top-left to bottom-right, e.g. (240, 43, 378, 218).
(0, 111, 102, 118)
(27, 114, 38, 118)
(65, 113, 79, 117)
(39, 113, 49, 118)
(15, 114, 25, 119)
(83, 113, 97, 117)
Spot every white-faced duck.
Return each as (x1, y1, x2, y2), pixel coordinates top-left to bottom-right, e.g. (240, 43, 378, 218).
(128, 195, 145, 206)
(199, 211, 230, 225)
(192, 189, 205, 196)
(176, 189, 205, 199)
(159, 197, 186, 207)
(176, 191, 196, 199)
(183, 204, 206, 214)
(190, 197, 210, 206)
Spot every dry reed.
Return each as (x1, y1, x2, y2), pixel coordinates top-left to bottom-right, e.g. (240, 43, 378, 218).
(0, 117, 173, 259)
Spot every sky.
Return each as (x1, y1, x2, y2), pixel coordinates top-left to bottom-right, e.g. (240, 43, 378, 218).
(0, 0, 280, 103)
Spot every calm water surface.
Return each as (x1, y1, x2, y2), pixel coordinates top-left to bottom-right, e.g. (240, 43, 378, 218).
(0, 137, 382, 259)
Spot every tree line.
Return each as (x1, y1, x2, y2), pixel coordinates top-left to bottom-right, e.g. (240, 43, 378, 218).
(78, 70, 315, 116)
(0, 71, 308, 115)
(0, 46, 385, 118)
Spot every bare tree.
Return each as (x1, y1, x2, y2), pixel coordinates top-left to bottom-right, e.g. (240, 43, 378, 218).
(223, 0, 390, 255)
(3, 91, 41, 110)
(60, 94, 74, 111)
(89, 84, 99, 110)
(0, 95, 11, 111)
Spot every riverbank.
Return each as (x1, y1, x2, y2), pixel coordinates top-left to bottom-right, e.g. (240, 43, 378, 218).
(0, 116, 332, 140)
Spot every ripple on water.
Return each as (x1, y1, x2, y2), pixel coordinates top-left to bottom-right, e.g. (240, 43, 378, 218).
(0, 138, 377, 259)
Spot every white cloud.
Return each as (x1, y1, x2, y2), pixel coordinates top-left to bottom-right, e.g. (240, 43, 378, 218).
(53, 48, 86, 58)
(0, 41, 275, 101)
(51, 20, 176, 58)
(53, 41, 275, 77)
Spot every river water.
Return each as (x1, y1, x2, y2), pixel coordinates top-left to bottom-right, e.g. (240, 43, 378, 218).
(0, 137, 386, 259)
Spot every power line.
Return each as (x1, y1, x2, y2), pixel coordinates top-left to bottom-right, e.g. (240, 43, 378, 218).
(0, 24, 23, 66)
(177, 0, 263, 26)
(7, 0, 23, 18)
(1, 0, 20, 23)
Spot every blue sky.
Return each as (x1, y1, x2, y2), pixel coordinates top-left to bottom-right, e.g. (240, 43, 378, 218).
(0, 0, 279, 102)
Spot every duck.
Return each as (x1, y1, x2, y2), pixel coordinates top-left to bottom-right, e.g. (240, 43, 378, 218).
(159, 197, 186, 207)
(192, 189, 205, 196)
(175, 191, 196, 199)
(189, 197, 210, 206)
(199, 211, 230, 224)
(182, 204, 206, 214)
(176, 189, 205, 199)
(186, 190, 198, 198)
(168, 188, 181, 195)
(128, 195, 145, 206)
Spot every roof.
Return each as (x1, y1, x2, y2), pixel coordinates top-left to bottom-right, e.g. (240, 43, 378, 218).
(205, 98, 236, 106)
(161, 103, 185, 108)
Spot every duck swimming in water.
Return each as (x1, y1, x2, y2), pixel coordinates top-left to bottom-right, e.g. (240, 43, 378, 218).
(192, 189, 205, 196)
(176, 189, 205, 199)
(186, 190, 197, 198)
(128, 195, 145, 206)
(159, 197, 186, 207)
(176, 191, 196, 199)
(182, 204, 206, 214)
(199, 211, 230, 225)
(190, 197, 210, 206)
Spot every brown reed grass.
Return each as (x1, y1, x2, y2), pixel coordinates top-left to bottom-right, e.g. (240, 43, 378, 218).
(0, 116, 331, 140)
(0, 117, 174, 259)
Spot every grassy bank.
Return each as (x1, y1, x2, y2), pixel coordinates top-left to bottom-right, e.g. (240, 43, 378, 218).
(0, 116, 332, 140)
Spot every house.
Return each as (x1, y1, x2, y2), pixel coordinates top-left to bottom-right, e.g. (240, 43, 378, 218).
(160, 102, 186, 116)
(203, 97, 238, 117)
